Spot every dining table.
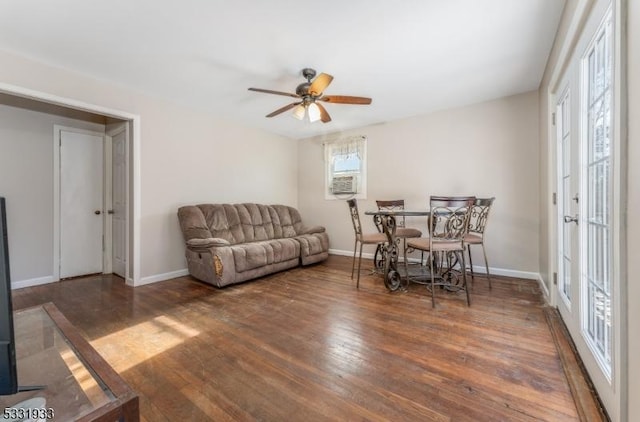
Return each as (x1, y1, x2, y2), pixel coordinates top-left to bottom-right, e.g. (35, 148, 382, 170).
(364, 209, 430, 291)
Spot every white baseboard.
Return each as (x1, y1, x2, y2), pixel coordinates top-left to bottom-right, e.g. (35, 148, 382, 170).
(474, 266, 541, 281)
(137, 269, 190, 286)
(329, 248, 376, 259)
(11, 260, 544, 290)
(328, 249, 542, 281)
(537, 275, 551, 302)
(11, 269, 193, 289)
(12, 275, 57, 290)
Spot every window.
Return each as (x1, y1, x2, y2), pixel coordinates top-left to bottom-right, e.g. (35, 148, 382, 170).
(324, 136, 367, 199)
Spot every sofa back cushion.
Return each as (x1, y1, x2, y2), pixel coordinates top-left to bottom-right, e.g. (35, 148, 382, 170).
(205, 203, 279, 244)
(271, 205, 305, 238)
(178, 203, 306, 245)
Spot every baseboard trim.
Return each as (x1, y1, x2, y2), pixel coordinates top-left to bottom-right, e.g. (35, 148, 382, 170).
(137, 269, 190, 286)
(11, 270, 192, 289)
(328, 249, 542, 281)
(537, 274, 550, 302)
(15, 257, 542, 289)
(12, 275, 57, 290)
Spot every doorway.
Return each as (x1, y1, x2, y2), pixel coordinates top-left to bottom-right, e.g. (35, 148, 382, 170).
(0, 82, 139, 286)
(53, 124, 129, 281)
(552, 1, 624, 419)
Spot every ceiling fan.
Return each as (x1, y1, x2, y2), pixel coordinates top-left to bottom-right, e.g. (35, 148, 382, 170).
(248, 68, 372, 123)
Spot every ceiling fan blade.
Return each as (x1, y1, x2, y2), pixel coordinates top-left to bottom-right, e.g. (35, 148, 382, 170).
(320, 95, 372, 105)
(316, 103, 332, 123)
(266, 102, 302, 118)
(248, 87, 300, 98)
(308, 73, 334, 96)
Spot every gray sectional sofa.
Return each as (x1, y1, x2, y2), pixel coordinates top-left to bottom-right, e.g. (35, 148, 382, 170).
(177, 203, 329, 287)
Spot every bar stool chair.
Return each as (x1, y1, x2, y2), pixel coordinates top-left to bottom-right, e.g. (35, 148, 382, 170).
(405, 196, 475, 307)
(347, 199, 387, 288)
(465, 197, 495, 289)
(373, 200, 422, 269)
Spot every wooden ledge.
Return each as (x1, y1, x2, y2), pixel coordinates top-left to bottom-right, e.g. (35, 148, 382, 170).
(544, 306, 609, 422)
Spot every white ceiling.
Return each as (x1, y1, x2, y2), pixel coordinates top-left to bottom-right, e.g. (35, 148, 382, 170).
(0, 0, 566, 139)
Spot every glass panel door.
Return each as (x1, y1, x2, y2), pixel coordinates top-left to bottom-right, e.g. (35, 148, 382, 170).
(553, 2, 621, 418)
(556, 89, 573, 308)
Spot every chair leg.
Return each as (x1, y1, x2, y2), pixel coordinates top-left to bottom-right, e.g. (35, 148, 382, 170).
(356, 243, 364, 288)
(351, 240, 358, 280)
(481, 242, 492, 290)
(429, 252, 436, 308)
(403, 241, 409, 286)
(460, 251, 471, 306)
(467, 244, 475, 288)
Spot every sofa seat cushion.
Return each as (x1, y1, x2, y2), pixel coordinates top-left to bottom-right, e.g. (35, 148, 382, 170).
(296, 233, 329, 257)
(231, 238, 300, 273)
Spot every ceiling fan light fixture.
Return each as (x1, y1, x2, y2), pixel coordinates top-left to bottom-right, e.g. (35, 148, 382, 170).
(292, 104, 306, 120)
(307, 103, 321, 122)
(248, 68, 372, 124)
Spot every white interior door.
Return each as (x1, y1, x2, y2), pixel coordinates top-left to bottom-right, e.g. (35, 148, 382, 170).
(111, 128, 127, 278)
(60, 130, 104, 279)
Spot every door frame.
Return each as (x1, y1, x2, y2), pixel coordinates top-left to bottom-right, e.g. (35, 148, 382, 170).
(53, 126, 107, 280)
(0, 82, 141, 286)
(546, 0, 628, 419)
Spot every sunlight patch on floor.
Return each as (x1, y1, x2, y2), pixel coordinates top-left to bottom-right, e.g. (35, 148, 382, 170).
(90, 315, 200, 372)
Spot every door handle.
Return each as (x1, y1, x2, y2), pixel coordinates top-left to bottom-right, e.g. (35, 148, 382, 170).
(563, 215, 578, 224)
(94, 210, 101, 215)
(107, 209, 114, 215)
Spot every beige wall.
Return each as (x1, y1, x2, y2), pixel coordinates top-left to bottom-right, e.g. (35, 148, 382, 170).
(0, 104, 105, 283)
(0, 49, 298, 283)
(626, 0, 639, 419)
(298, 91, 540, 277)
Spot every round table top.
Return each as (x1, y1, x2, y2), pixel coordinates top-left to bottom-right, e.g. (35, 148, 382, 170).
(364, 210, 430, 217)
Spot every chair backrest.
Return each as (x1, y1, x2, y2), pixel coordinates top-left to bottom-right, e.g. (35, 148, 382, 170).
(429, 196, 476, 241)
(375, 199, 406, 230)
(347, 199, 363, 238)
(468, 197, 495, 236)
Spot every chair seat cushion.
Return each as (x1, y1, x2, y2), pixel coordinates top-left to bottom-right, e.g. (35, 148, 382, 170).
(395, 227, 422, 238)
(464, 233, 483, 244)
(407, 237, 430, 251)
(407, 237, 464, 252)
(431, 240, 465, 251)
(360, 232, 387, 244)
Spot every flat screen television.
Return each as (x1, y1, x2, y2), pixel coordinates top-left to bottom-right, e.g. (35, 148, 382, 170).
(0, 196, 18, 395)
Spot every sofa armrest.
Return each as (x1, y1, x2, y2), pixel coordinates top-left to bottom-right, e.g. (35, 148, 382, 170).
(186, 237, 230, 250)
(301, 225, 325, 235)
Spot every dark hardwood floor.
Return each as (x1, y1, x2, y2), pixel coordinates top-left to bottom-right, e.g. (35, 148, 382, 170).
(12, 255, 589, 421)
